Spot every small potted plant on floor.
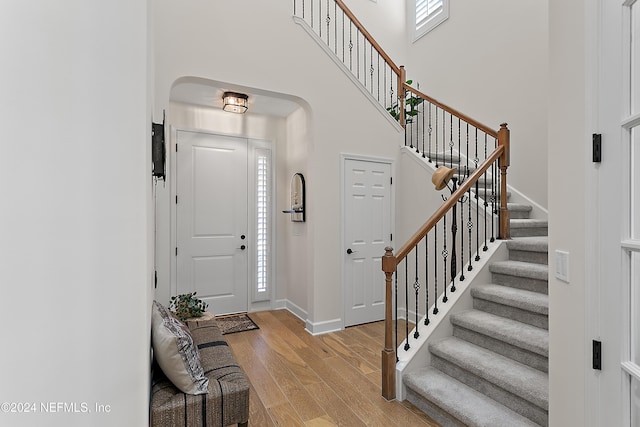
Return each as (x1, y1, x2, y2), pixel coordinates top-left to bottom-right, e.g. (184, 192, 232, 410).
(169, 292, 208, 321)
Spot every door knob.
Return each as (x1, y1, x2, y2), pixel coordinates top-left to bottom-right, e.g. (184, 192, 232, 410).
(347, 248, 357, 254)
(238, 245, 246, 250)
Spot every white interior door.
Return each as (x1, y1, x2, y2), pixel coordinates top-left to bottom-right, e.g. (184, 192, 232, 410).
(176, 130, 248, 315)
(344, 158, 392, 327)
(594, 1, 640, 424)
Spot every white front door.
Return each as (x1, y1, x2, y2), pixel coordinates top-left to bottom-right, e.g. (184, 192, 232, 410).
(176, 130, 248, 315)
(593, 0, 640, 424)
(343, 158, 392, 327)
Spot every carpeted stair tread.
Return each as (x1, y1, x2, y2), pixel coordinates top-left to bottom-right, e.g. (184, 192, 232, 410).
(404, 367, 540, 427)
(429, 337, 549, 410)
(506, 236, 548, 253)
(451, 310, 548, 357)
(471, 284, 548, 315)
(490, 260, 548, 281)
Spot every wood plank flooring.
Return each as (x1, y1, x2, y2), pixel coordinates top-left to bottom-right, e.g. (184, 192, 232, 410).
(224, 310, 440, 427)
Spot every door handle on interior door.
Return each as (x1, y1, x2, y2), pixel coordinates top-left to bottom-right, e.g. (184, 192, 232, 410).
(238, 245, 246, 250)
(347, 248, 358, 254)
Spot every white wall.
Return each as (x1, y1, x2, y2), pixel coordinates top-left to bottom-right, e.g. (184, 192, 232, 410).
(0, 1, 152, 426)
(154, 0, 402, 330)
(405, 0, 549, 209)
(548, 1, 588, 425)
(342, 0, 408, 66)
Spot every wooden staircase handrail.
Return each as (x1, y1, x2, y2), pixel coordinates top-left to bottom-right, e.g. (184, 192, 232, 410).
(334, 0, 402, 75)
(403, 85, 499, 139)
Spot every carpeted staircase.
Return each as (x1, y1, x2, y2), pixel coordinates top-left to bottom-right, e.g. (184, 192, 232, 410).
(403, 197, 549, 426)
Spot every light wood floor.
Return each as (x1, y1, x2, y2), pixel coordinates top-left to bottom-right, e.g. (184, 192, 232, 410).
(224, 309, 440, 427)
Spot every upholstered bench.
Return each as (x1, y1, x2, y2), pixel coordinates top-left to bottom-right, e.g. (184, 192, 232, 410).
(150, 304, 249, 427)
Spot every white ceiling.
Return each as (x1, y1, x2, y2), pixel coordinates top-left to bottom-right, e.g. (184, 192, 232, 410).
(170, 81, 301, 118)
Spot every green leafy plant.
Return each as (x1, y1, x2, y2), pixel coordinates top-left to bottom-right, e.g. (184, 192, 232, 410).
(386, 79, 424, 124)
(169, 292, 208, 321)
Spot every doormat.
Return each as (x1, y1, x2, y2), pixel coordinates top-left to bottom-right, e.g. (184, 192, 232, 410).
(216, 313, 259, 335)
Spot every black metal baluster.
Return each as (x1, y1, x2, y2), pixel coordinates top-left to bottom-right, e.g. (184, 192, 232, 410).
(433, 223, 439, 315)
(428, 104, 433, 162)
(490, 143, 496, 243)
(466, 123, 473, 271)
(434, 108, 439, 167)
(450, 178, 459, 292)
(449, 113, 454, 169)
(342, 9, 345, 63)
(458, 118, 465, 282)
(483, 133, 490, 251)
(357, 30, 360, 80)
(325, 0, 330, 47)
(404, 259, 410, 350)
(475, 128, 481, 261)
(348, 22, 353, 71)
(413, 246, 420, 339)
(421, 99, 426, 158)
(442, 210, 448, 303)
(334, 1, 337, 53)
(424, 235, 430, 325)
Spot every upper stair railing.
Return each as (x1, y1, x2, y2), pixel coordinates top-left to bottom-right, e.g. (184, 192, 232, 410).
(293, 0, 511, 401)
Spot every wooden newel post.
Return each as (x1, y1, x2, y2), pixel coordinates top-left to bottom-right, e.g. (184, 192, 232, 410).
(381, 246, 396, 400)
(498, 123, 510, 239)
(398, 66, 406, 129)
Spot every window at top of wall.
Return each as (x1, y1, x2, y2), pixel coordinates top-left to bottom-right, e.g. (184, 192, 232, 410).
(414, 0, 449, 41)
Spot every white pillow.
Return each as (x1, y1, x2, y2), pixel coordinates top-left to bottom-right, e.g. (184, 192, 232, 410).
(151, 301, 209, 395)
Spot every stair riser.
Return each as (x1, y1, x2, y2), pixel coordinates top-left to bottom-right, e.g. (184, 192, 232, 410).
(509, 250, 548, 265)
(431, 355, 548, 427)
(473, 299, 548, 330)
(509, 211, 531, 219)
(405, 388, 468, 427)
(510, 227, 548, 238)
(453, 326, 548, 373)
(492, 273, 548, 294)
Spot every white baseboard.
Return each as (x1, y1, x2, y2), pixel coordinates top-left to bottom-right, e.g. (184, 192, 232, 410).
(305, 318, 343, 335)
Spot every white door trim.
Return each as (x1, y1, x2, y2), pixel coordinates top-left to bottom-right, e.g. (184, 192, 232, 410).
(340, 153, 395, 328)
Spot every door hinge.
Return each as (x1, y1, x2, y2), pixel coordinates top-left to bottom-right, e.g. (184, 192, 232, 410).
(390, 177, 393, 185)
(592, 133, 602, 163)
(592, 340, 602, 370)
(175, 195, 178, 204)
(175, 143, 178, 152)
(390, 233, 393, 241)
(154, 271, 158, 289)
(175, 247, 178, 256)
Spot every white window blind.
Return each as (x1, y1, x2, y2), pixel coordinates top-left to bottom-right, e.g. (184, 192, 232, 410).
(414, 0, 448, 41)
(256, 153, 270, 294)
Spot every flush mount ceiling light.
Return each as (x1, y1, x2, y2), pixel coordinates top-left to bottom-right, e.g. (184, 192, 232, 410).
(222, 91, 248, 113)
